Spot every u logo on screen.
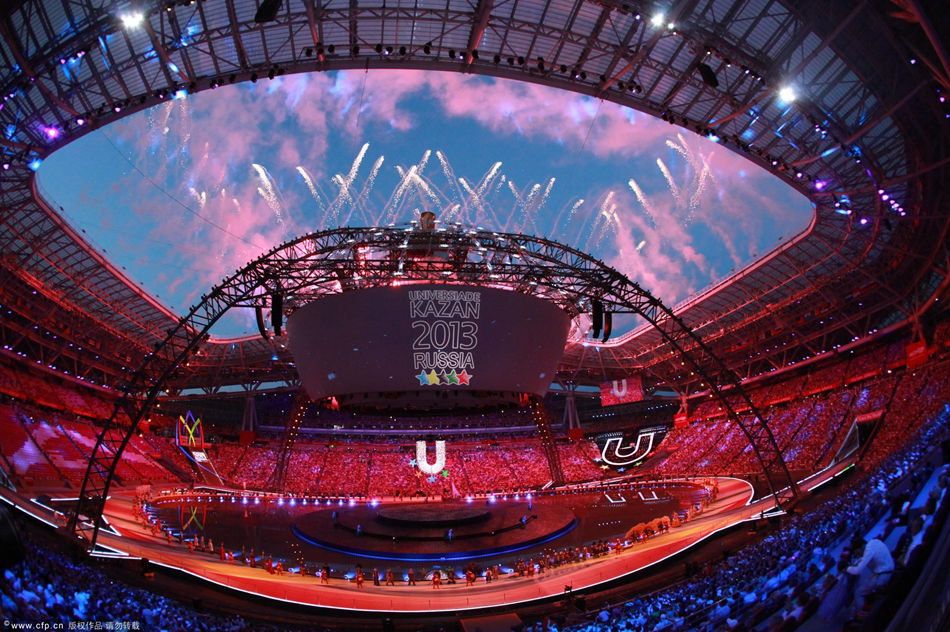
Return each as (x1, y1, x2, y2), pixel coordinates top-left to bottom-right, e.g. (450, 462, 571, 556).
(610, 380, 628, 397)
(415, 440, 446, 475)
(600, 432, 657, 467)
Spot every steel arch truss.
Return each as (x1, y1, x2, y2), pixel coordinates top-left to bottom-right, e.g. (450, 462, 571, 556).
(68, 224, 797, 550)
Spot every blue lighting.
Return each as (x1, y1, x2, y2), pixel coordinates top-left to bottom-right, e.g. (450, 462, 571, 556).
(28, 158, 42, 171)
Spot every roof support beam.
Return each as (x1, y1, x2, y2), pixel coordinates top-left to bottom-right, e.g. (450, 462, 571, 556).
(464, 0, 493, 66)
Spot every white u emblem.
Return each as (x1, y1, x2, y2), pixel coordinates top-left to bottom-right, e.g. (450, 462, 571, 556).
(600, 432, 656, 467)
(415, 440, 446, 475)
(610, 379, 628, 397)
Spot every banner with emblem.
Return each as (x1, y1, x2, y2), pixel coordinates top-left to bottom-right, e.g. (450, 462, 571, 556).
(599, 375, 644, 407)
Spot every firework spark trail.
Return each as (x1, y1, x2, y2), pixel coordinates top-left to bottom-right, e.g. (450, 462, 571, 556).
(296, 166, 329, 222)
(435, 151, 482, 224)
(513, 181, 541, 234)
(575, 189, 610, 250)
(139, 101, 181, 183)
(520, 182, 543, 235)
(627, 177, 658, 228)
(447, 157, 507, 229)
(324, 143, 374, 225)
(665, 134, 710, 225)
(389, 165, 418, 222)
(385, 151, 438, 224)
(591, 190, 619, 248)
(436, 152, 468, 211)
(507, 179, 549, 234)
(505, 179, 525, 233)
(474, 161, 505, 221)
(457, 175, 498, 227)
(411, 166, 440, 206)
(252, 163, 284, 223)
(328, 145, 373, 225)
(657, 158, 683, 209)
(689, 160, 711, 218)
(666, 137, 689, 160)
(188, 187, 207, 210)
(521, 178, 555, 236)
(550, 197, 585, 241)
(328, 173, 359, 223)
(458, 178, 484, 223)
(349, 155, 385, 226)
(407, 169, 453, 221)
(345, 143, 370, 185)
(327, 173, 354, 225)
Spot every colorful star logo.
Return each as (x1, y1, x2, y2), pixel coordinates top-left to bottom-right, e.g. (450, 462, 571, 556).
(457, 370, 472, 385)
(408, 458, 417, 467)
(425, 369, 441, 385)
(443, 369, 460, 385)
(427, 475, 437, 483)
(415, 370, 430, 385)
(441, 469, 450, 478)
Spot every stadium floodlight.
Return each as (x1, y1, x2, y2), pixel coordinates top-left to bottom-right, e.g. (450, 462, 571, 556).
(120, 12, 144, 29)
(777, 86, 797, 104)
(650, 12, 665, 27)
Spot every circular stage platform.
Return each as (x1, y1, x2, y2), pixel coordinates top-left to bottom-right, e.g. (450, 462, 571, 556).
(292, 501, 577, 561)
(143, 479, 731, 579)
(80, 475, 784, 614)
(374, 505, 491, 527)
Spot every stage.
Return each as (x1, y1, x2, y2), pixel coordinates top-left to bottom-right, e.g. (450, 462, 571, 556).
(2, 466, 855, 615)
(93, 477, 765, 612)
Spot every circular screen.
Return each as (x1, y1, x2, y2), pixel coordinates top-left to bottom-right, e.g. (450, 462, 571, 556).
(286, 284, 570, 407)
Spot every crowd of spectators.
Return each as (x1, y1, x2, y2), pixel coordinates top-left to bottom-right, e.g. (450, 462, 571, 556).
(197, 438, 603, 497)
(0, 361, 115, 420)
(0, 398, 179, 487)
(0, 527, 286, 632)
(643, 359, 950, 479)
(553, 402, 950, 632)
(862, 362, 950, 465)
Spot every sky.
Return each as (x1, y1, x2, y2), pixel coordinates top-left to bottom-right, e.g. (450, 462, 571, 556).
(37, 69, 813, 338)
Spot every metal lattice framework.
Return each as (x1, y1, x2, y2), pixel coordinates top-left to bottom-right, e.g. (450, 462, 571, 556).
(67, 224, 797, 549)
(0, 0, 947, 396)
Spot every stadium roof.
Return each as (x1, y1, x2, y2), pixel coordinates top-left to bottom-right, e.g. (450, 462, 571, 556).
(0, 0, 947, 394)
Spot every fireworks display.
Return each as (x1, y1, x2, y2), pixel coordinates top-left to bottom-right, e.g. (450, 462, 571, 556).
(38, 70, 810, 336)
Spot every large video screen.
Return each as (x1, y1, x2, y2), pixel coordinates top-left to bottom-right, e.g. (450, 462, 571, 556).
(286, 284, 571, 401)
